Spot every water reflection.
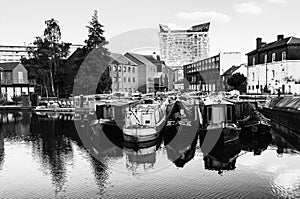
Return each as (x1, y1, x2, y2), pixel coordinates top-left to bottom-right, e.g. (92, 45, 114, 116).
(0, 111, 300, 198)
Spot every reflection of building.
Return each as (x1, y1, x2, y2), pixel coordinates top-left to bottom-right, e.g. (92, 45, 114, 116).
(109, 53, 138, 93)
(159, 23, 210, 70)
(246, 35, 300, 94)
(0, 62, 34, 101)
(184, 52, 242, 92)
(125, 53, 157, 93)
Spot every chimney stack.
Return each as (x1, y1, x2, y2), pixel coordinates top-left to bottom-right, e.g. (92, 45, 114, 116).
(256, 38, 262, 49)
(277, 35, 284, 41)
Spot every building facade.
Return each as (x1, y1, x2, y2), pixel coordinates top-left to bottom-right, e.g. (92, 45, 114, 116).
(159, 23, 210, 70)
(125, 53, 157, 93)
(246, 35, 300, 94)
(142, 54, 173, 91)
(109, 53, 138, 93)
(0, 62, 34, 101)
(184, 52, 242, 92)
(0, 44, 84, 63)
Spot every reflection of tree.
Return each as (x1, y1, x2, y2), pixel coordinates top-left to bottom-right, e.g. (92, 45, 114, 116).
(30, 114, 74, 195)
(89, 156, 108, 193)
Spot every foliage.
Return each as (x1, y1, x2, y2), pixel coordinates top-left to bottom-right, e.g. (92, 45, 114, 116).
(23, 18, 71, 97)
(227, 73, 247, 93)
(11, 95, 23, 104)
(73, 10, 112, 95)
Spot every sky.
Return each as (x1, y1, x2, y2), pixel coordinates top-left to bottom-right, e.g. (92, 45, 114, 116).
(1, 0, 300, 62)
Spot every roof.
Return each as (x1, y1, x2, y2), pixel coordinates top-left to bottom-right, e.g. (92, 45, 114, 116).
(222, 65, 241, 76)
(0, 62, 21, 71)
(247, 36, 300, 55)
(125, 53, 157, 67)
(109, 53, 137, 66)
(201, 98, 234, 106)
(159, 22, 210, 33)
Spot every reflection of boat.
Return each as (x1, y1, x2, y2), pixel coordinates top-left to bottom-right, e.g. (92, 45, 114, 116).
(123, 99, 168, 142)
(123, 138, 162, 174)
(199, 98, 240, 144)
(163, 127, 198, 168)
(202, 138, 241, 174)
(239, 130, 272, 155)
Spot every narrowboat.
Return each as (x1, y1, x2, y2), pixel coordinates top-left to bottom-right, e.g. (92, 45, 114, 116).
(199, 98, 241, 144)
(123, 98, 168, 142)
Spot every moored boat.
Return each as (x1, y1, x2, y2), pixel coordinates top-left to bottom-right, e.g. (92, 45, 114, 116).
(199, 97, 241, 144)
(123, 98, 168, 142)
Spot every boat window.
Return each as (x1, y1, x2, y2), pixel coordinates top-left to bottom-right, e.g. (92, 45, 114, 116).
(207, 107, 212, 123)
(208, 106, 225, 124)
(145, 120, 150, 124)
(227, 106, 232, 122)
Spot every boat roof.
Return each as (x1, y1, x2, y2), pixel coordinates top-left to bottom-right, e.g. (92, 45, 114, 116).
(100, 99, 139, 106)
(201, 98, 234, 106)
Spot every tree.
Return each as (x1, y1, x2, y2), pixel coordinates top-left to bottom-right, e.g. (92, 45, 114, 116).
(23, 19, 71, 97)
(227, 73, 247, 93)
(73, 10, 112, 95)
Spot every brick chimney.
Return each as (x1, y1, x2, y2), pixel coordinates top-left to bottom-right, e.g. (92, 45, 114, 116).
(256, 38, 262, 49)
(277, 34, 284, 41)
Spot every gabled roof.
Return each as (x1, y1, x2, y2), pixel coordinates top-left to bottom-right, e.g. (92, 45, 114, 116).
(222, 65, 241, 76)
(247, 36, 300, 55)
(109, 53, 137, 65)
(0, 62, 21, 71)
(125, 53, 157, 67)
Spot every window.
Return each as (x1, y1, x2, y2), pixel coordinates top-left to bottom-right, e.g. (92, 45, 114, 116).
(264, 54, 267, 63)
(248, 86, 251, 90)
(252, 57, 256, 66)
(123, 66, 126, 73)
(128, 67, 131, 73)
(124, 77, 126, 82)
(272, 70, 275, 78)
(128, 77, 131, 82)
(282, 51, 286, 61)
(133, 77, 135, 82)
(18, 71, 23, 83)
(133, 67, 135, 73)
(272, 53, 276, 62)
(252, 73, 255, 81)
(118, 65, 122, 72)
(226, 106, 232, 122)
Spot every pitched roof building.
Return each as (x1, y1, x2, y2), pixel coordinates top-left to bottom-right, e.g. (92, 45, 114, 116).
(246, 35, 300, 94)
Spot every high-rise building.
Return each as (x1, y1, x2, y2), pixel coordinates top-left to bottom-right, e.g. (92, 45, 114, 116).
(158, 22, 210, 69)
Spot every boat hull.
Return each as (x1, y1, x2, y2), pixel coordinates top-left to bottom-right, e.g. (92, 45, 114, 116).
(123, 127, 160, 142)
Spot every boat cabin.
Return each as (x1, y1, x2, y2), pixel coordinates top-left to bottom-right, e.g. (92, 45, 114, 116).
(125, 104, 165, 128)
(200, 98, 237, 127)
(96, 99, 139, 125)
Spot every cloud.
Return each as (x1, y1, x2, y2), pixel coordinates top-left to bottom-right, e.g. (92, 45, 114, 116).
(235, 1, 262, 15)
(175, 11, 231, 23)
(266, 0, 287, 3)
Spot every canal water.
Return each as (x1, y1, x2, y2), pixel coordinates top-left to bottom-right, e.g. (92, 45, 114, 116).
(0, 111, 300, 199)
